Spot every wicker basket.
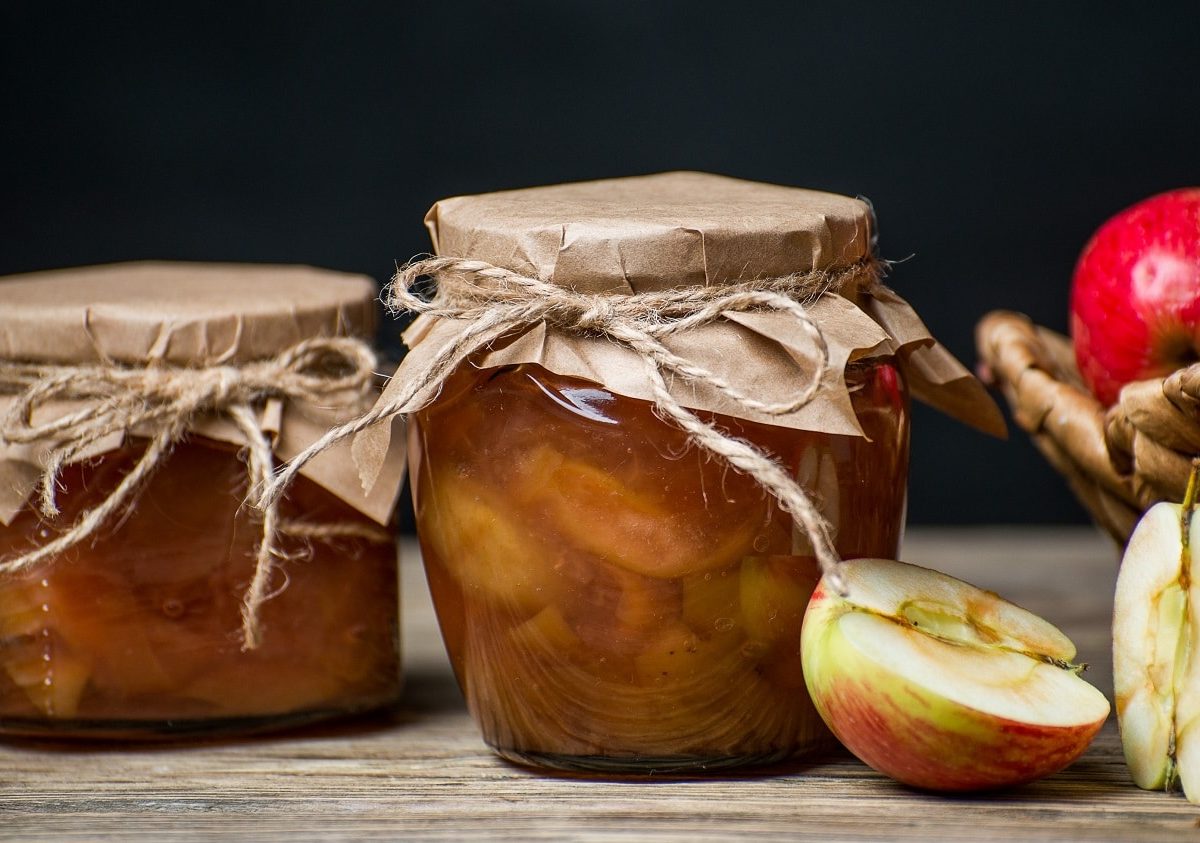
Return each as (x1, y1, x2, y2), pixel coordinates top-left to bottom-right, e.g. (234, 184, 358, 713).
(976, 310, 1200, 545)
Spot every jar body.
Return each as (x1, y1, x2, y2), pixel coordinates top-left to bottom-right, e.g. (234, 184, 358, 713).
(0, 437, 401, 738)
(409, 359, 909, 772)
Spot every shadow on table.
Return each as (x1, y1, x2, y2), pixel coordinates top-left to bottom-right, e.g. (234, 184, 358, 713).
(0, 662, 464, 753)
(491, 743, 863, 784)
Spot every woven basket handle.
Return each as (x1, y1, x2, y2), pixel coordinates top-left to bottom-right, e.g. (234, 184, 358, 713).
(1105, 365, 1200, 507)
(976, 310, 1143, 544)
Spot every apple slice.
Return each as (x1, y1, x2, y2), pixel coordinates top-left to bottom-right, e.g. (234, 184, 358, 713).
(1113, 499, 1200, 800)
(418, 466, 563, 614)
(511, 445, 762, 579)
(1, 635, 92, 719)
(801, 558, 1109, 791)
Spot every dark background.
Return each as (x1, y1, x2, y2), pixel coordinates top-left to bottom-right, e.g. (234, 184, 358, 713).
(3, 2, 1198, 528)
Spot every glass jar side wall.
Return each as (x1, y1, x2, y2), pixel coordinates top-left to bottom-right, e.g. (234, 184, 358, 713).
(0, 437, 401, 738)
(410, 360, 909, 770)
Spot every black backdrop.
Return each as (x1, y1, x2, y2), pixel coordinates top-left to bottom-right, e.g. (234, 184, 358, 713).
(3, 2, 1199, 529)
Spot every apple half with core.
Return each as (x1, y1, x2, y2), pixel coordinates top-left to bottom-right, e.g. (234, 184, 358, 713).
(801, 558, 1110, 791)
(1113, 470, 1200, 801)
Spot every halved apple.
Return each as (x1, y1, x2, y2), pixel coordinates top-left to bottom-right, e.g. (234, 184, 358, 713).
(1113, 500, 1200, 800)
(801, 558, 1109, 791)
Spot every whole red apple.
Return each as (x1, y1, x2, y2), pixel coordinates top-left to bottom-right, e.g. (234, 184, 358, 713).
(1071, 188, 1200, 406)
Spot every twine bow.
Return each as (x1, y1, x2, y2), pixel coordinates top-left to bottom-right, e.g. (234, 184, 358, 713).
(0, 336, 379, 649)
(262, 255, 886, 590)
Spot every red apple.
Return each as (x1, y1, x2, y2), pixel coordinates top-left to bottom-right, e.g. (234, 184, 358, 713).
(1071, 188, 1200, 406)
(800, 558, 1110, 792)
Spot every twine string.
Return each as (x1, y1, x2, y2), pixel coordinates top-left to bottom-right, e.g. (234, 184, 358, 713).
(0, 336, 381, 650)
(261, 255, 882, 590)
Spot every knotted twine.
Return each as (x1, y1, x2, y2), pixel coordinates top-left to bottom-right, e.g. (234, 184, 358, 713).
(0, 336, 384, 650)
(261, 255, 888, 591)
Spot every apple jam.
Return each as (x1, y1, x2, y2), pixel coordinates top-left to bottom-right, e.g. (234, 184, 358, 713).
(0, 436, 401, 738)
(409, 359, 909, 771)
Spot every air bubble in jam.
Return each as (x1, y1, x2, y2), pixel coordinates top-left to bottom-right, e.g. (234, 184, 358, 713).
(410, 360, 909, 769)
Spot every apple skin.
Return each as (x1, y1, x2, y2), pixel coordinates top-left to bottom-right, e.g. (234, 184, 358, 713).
(1071, 188, 1200, 406)
(801, 579, 1106, 792)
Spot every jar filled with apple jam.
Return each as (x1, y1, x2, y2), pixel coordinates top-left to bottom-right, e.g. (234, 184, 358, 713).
(383, 173, 1003, 772)
(410, 358, 908, 770)
(0, 263, 407, 738)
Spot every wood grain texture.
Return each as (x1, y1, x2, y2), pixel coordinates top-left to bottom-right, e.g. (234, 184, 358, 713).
(3, 529, 1199, 842)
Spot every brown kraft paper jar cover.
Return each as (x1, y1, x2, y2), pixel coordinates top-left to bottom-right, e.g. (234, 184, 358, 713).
(0, 262, 407, 739)
(368, 172, 1004, 772)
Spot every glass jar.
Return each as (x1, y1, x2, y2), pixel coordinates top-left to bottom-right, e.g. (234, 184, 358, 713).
(409, 357, 909, 771)
(0, 437, 399, 736)
(0, 262, 405, 738)
(385, 172, 1001, 772)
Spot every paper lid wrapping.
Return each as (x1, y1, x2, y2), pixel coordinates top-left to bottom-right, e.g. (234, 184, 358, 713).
(426, 171, 874, 293)
(0, 262, 405, 526)
(0, 261, 376, 365)
(355, 173, 1005, 486)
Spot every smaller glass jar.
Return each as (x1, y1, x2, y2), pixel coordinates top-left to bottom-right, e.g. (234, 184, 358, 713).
(0, 262, 404, 738)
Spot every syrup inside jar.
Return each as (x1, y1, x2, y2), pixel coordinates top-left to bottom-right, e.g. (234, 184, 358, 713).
(409, 358, 909, 771)
(0, 437, 401, 738)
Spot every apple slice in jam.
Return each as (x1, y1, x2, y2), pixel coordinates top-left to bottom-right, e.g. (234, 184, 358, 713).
(0, 580, 92, 718)
(419, 466, 564, 615)
(801, 558, 1109, 791)
(511, 445, 763, 580)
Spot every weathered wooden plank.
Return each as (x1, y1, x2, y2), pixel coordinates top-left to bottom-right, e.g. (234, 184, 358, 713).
(1, 528, 1195, 842)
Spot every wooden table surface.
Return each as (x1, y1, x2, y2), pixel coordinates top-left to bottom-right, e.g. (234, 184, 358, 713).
(3, 528, 1198, 841)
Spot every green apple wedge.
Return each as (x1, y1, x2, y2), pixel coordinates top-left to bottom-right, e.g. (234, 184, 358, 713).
(1113, 487, 1200, 801)
(801, 558, 1110, 791)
